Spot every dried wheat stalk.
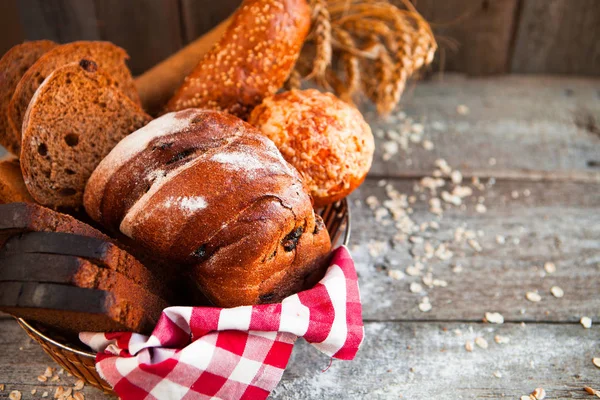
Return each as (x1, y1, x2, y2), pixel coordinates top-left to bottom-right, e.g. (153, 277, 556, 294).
(292, 0, 437, 114)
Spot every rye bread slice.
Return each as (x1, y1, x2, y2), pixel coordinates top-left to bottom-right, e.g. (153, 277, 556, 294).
(7, 41, 140, 142)
(0, 156, 34, 203)
(0, 281, 156, 334)
(20, 60, 151, 209)
(0, 231, 167, 299)
(0, 253, 168, 322)
(0, 40, 57, 155)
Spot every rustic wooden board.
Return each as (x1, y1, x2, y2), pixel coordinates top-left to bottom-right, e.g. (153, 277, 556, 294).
(274, 322, 600, 400)
(180, 0, 240, 44)
(410, 0, 519, 75)
(511, 0, 600, 76)
(93, 0, 184, 76)
(349, 179, 600, 322)
(1, 319, 598, 400)
(0, 0, 25, 55)
(367, 75, 600, 181)
(15, 0, 100, 43)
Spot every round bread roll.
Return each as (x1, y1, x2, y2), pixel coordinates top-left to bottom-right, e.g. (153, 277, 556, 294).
(84, 109, 331, 307)
(249, 89, 375, 207)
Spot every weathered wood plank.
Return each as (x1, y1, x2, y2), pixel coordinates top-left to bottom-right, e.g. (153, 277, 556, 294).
(2, 319, 598, 400)
(275, 322, 600, 399)
(93, 0, 184, 76)
(0, 0, 25, 55)
(511, 0, 600, 76)
(349, 179, 600, 322)
(0, 319, 112, 399)
(15, 0, 100, 43)
(410, 0, 519, 75)
(367, 75, 600, 182)
(180, 0, 240, 44)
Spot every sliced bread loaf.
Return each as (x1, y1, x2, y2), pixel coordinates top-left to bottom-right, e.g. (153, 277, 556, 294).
(0, 156, 34, 203)
(0, 281, 157, 334)
(0, 40, 57, 154)
(0, 231, 166, 299)
(20, 59, 151, 208)
(8, 41, 140, 141)
(0, 253, 168, 325)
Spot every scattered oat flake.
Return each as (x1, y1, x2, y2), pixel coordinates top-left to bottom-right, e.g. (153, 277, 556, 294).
(0, 384, 4, 391)
(418, 302, 432, 312)
(475, 203, 487, 213)
(452, 264, 463, 274)
(468, 239, 482, 252)
(544, 262, 556, 274)
(581, 316, 593, 329)
(493, 371, 502, 378)
(523, 189, 531, 197)
(410, 282, 423, 293)
(38, 375, 48, 382)
(494, 335, 510, 344)
(550, 286, 564, 298)
(511, 190, 520, 199)
(450, 170, 463, 184)
(74, 393, 85, 400)
(42, 392, 49, 398)
(50, 375, 60, 382)
(31, 390, 36, 395)
(485, 312, 504, 324)
(388, 269, 405, 280)
(406, 266, 421, 276)
(457, 104, 470, 115)
(495, 235, 506, 244)
(488, 157, 497, 166)
(465, 341, 474, 352)
(474, 337, 488, 349)
(44, 366, 54, 377)
(9, 391, 21, 400)
(520, 396, 531, 400)
(526, 292, 542, 302)
(73, 380, 85, 391)
(593, 357, 600, 368)
(531, 387, 546, 399)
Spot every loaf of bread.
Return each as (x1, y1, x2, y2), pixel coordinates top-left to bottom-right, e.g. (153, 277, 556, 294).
(164, 0, 310, 119)
(85, 109, 331, 307)
(0, 40, 57, 154)
(0, 156, 34, 204)
(0, 253, 168, 333)
(249, 89, 375, 207)
(20, 60, 151, 209)
(7, 41, 140, 143)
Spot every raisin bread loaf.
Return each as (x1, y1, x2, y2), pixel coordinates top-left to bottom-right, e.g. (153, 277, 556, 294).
(85, 109, 331, 307)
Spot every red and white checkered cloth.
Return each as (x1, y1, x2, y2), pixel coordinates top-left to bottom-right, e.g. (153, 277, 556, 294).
(80, 246, 363, 400)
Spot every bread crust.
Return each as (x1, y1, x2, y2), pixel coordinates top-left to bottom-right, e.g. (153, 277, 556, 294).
(0, 40, 57, 154)
(0, 156, 34, 204)
(249, 89, 375, 207)
(85, 109, 331, 307)
(164, 0, 310, 119)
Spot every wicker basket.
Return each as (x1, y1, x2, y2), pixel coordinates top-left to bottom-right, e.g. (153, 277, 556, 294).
(16, 199, 351, 395)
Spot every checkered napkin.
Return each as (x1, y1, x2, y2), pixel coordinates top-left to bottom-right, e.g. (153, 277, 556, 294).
(79, 246, 363, 400)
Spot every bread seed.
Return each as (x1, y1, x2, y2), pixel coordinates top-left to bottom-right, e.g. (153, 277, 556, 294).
(581, 316, 593, 329)
(526, 292, 542, 302)
(494, 335, 510, 344)
(418, 302, 432, 312)
(593, 358, 600, 368)
(410, 282, 423, 293)
(492, 371, 502, 378)
(544, 262, 556, 274)
(37, 375, 48, 382)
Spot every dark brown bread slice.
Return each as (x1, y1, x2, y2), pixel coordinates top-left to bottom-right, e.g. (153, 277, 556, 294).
(8, 41, 140, 142)
(0, 40, 57, 155)
(0, 231, 167, 299)
(20, 60, 151, 209)
(0, 281, 156, 334)
(0, 253, 168, 323)
(0, 156, 34, 203)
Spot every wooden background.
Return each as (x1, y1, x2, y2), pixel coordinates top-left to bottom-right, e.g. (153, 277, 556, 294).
(0, 0, 598, 77)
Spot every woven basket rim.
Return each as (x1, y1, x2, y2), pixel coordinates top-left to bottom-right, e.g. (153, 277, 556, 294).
(20, 198, 351, 359)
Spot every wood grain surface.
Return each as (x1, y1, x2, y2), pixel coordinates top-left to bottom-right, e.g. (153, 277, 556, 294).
(511, 0, 600, 76)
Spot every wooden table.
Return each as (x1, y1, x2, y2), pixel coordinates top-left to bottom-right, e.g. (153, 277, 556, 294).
(1, 74, 599, 399)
